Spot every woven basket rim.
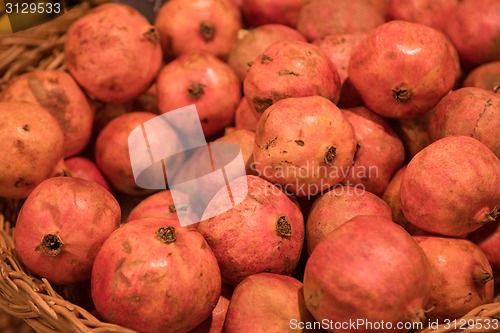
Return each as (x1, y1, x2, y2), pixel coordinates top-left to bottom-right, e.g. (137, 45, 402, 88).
(1, 1, 500, 332)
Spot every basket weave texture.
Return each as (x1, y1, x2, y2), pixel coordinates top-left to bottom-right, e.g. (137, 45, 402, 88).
(0, 2, 500, 333)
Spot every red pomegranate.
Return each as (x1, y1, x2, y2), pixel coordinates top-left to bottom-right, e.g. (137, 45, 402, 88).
(156, 51, 241, 138)
(64, 156, 111, 192)
(154, 0, 242, 60)
(462, 61, 500, 93)
(14, 177, 121, 284)
(348, 20, 458, 119)
(91, 218, 222, 333)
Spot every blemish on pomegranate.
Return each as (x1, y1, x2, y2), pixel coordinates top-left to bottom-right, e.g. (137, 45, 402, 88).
(199, 21, 216, 42)
(295, 140, 304, 146)
(276, 216, 292, 238)
(22, 124, 30, 131)
(168, 205, 177, 213)
(278, 70, 300, 76)
(122, 240, 131, 254)
(253, 96, 273, 113)
(264, 136, 278, 150)
(261, 54, 273, 64)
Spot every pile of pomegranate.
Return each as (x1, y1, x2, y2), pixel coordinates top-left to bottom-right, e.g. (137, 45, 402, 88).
(1, 0, 499, 332)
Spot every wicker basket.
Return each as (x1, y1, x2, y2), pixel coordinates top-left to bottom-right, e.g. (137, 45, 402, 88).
(1, 2, 500, 333)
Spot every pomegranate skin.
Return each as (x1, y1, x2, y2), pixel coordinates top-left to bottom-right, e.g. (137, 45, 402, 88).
(156, 51, 241, 138)
(197, 175, 304, 286)
(14, 177, 120, 285)
(0, 101, 66, 199)
(444, 0, 500, 68)
(227, 24, 306, 81)
(244, 40, 341, 116)
(91, 218, 222, 333)
(348, 20, 458, 119)
(223, 273, 319, 333)
(306, 185, 393, 254)
(341, 106, 405, 196)
(296, 0, 385, 42)
(400, 136, 500, 237)
(241, 0, 306, 27)
(0, 70, 95, 157)
(469, 220, 500, 284)
(462, 61, 500, 93)
(414, 236, 494, 322)
(64, 3, 162, 103)
(64, 156, 111, 192)
(303, 215, 431, 333)
(386, 0, 460, 33)
(428, 87, 500, 158)
(154, 0, 242, 60)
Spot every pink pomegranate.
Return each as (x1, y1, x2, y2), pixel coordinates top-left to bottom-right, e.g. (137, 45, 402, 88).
(303, 215, 431, 333)
(0, 101, 67, 199)
(296, 0, 385, 42)
(445, 0, 500, 68)
(156, 51, 241, 138)
(462, 61, 500, 93)
(348, 20, 458, 119)
(341, 106, 405, 196)
(155, 0, 242, 60)
(306, 185, 393, 254)
(65, 3, 162, 103)
(91, 218, 221, 333)
(414, 236, 494, 321)
(0, 70, 95, 157)
(197, 175, 304, 286)
(253, 96, 357, 197)
(189, 295, 230, 333)
(223, 273, 319, 333)
(64, 156, 111, 192)
(244, 40, 341, 116)
(241, 0, 306, 28)
(428, 87, 500, 158)
(95, 112, 184, 195)
(469, 220, 500, 284)
(126, 190, 199, 224)
(386, 0, 460, 33)
(234, 97, 259, 131)
(227, 24, 306, 81)
(382, 166, 427, 235)
(400, 136, 500, 237)
(14, 177, 120, 284)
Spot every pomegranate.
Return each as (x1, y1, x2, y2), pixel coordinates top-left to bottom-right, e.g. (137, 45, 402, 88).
(341, 106, 405, 196)
(382, 166, 427, 235)
(65, 156, 111, 192)
(414, 236, 494, 321)
(227, 24, 306, 81)
(253, 96, 357, 197)
(462, 61, 500, 93)
(223, 273, 319, 333)
(234, 97, 259, 131)
(156, 51, 241, 138)
(0, 101, 66, 199)
(240, 0, 305, 27)
(303, 215, 431, 333)
(244, 40, 341, 116)
(400, 136, 500, 237)
(306, 185, 393, 254)
(154, 0, 242, 60)
(91, 218, 221, 333)
(126, 190, 198, 224)
(348, 20, 458, 119)
(428, 87, 500, 158)
(386, 0, 460, 33)
(296, 0, 385, 42)
(197, 175, 304, 286)
(0, 70, 95, 157)
(95, 112, 184, 195)
(65, 3, 162, 103)
(444, 0, 500, 68)
(14, 177, 120, 284)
